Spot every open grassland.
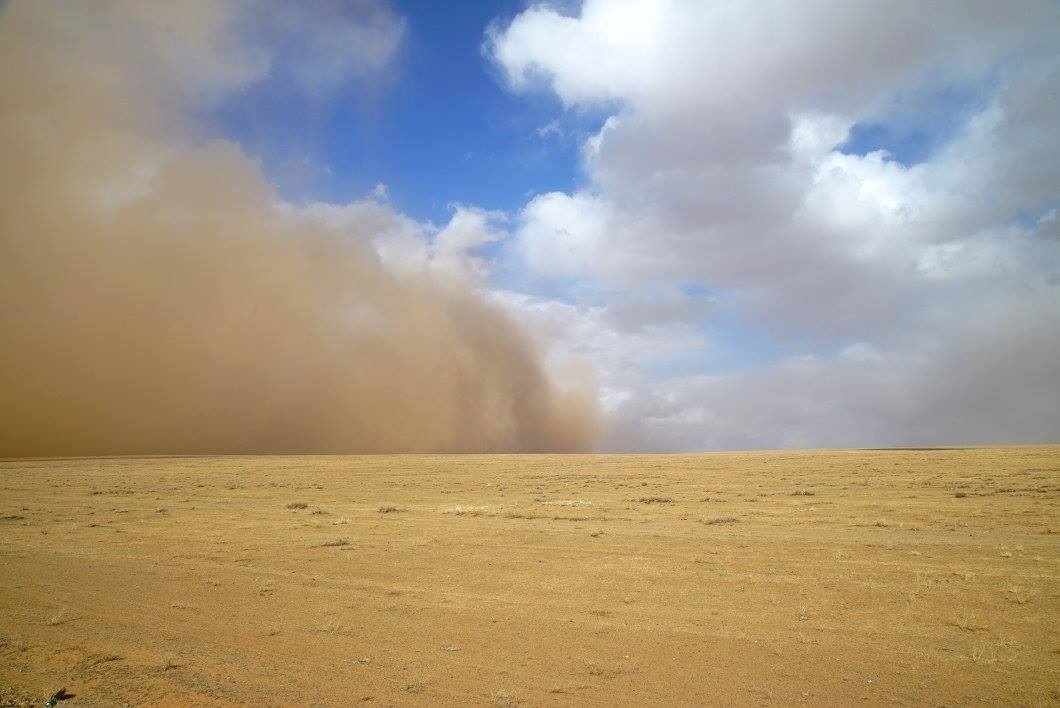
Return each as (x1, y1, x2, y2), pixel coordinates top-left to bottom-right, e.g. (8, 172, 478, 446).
(1, 447, 1057, 705)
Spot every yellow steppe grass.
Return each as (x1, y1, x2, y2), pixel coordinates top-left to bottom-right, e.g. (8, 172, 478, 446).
(0, 446, 1057, 705)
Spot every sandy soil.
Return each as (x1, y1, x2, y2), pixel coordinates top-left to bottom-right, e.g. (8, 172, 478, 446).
(0, 447, 1057, 706)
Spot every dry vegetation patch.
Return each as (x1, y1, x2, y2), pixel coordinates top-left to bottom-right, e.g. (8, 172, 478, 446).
(0, 447, 1056, 705)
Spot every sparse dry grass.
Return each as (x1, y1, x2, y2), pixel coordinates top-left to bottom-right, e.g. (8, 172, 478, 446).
(952, 610, 988, 632)
(315, 538, 349, 548)
(446, 505, 489, 516)
(540, 499, 593, 507)
(1007, 585, 1034, 605)
(503, 510, 542, 520)
(698, 516, 739, 525)
(0, 447, 1055, 705)
(318, 615, 351, 636)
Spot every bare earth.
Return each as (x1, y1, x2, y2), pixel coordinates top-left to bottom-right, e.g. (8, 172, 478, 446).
(1, 447, 1057, 706)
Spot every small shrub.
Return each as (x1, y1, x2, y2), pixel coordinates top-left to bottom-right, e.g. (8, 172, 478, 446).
(285, 502, 308, 510)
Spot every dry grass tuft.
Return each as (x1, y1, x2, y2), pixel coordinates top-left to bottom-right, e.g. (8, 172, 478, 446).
(504, 510, 542, 519)
(285, 501, 308, 510)
(1007, 586, 1033, 605)
(952, 610, 988, 632)
(378, 505, 403, 513)
(447, 505, 488, 516)
(316, 538, 349, 547)
(2, 634, 28, 652)
(318, 615, 352, 635)
(492, 690, 518, 706)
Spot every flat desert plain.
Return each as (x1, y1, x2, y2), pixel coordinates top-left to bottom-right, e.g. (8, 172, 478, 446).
(1, 447, 1057, 706)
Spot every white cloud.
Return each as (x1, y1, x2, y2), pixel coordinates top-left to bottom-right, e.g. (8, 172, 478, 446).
(431, 206, 508, 284)
(489, 0, 1060, 449)
(535, 119, 563, 139)
(516, 191, 610, 278)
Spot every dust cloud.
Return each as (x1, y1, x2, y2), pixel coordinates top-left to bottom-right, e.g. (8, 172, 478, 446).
(0, 1, 599, 456)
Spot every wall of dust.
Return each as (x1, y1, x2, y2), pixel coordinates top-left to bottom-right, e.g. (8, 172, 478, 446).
(0, 1, 599, 456)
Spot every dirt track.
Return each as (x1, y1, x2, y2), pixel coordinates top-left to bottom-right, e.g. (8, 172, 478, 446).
(1, 448, 1057, 705)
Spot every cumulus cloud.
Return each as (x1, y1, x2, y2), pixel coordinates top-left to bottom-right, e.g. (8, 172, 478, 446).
(0, 0, 598, 456)
(490, 0, 1060, 449)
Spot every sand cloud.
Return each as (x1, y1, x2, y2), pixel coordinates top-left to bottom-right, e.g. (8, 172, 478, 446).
(0, 0, 598, 456)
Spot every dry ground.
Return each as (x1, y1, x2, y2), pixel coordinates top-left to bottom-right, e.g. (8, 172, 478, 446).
(1, 447, 1057, 706)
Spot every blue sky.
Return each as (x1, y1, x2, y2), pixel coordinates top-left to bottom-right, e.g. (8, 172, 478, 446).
(211, 1, 605, 224)
(839, 82, 991, 167)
